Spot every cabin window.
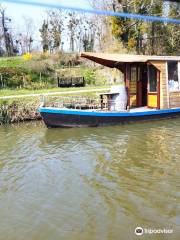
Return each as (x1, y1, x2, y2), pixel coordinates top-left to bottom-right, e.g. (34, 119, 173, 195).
(168, 61, 179, 91)
(148, 65, 157, 92)
(130, 66, 137, 82)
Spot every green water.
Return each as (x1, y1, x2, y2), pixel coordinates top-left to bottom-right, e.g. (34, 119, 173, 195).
(0, 119, 180, 240)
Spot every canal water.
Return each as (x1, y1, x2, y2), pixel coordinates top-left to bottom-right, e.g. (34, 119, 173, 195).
(0, 119, 180, 240)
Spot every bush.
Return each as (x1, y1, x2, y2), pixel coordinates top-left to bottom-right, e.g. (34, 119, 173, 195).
(0, 67, 25, 88)
(8, 75, 24, 88)
(0, 65, 56, 89)
(24, 82, 52, 90)
(84, 69, 96, 85)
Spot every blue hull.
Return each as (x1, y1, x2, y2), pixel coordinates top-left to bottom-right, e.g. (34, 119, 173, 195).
(39, 107, 180, 128)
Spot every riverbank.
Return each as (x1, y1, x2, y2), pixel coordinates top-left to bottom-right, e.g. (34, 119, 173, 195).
(0, 87, 110, 124)
(0, 97, 41, 124)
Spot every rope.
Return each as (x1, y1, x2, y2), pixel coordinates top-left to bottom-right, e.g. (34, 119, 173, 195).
(1, 0, 180, 24)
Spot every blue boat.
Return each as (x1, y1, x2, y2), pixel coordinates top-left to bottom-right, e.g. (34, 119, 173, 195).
(39, 53, 180, 128)
(39, 107, 180, 128)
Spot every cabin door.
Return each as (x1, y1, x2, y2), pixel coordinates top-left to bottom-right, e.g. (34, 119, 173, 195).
(129, 65, 138, 107)
(137, 65, 148, 107)
(129, 64, 148, 108)
(147, 65, 160, 109)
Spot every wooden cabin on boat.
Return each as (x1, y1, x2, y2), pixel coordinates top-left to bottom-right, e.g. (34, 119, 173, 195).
(81, 53, 180, 110)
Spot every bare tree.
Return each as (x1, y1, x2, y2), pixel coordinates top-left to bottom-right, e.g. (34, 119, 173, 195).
(16, 16, 35, 54)
(39, 20, 50, 52)
(0, 6, 14, 56)
(88, 0, 115, 51)
(67, 12, 79, 52)
(47, 10, 64, 52)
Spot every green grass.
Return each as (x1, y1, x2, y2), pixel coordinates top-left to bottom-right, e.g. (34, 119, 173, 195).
(0, 90, 107, 107)
(0, 85, 110, 97)
(0, 56, 25, 68)
(0, 55, 111, 98)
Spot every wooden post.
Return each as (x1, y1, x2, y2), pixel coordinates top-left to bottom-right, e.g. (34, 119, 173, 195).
(157, 70, 160, 109)
(0, 74, 3, 88)
(125, 63, 130, 109)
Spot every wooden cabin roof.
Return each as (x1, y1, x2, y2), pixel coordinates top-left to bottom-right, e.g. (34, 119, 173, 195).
(81, 52, 180, 68)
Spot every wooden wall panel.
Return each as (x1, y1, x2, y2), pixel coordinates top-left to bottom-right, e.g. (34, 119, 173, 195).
(149, 61, 168, 109)
(129, 67, 137, 107)
(169, 92, 180, 108)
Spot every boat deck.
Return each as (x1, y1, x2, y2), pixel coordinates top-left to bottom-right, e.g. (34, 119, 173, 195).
(42, 106, 158, 113)
(129, 107, 157, 112)
(92, 107, 157, 113)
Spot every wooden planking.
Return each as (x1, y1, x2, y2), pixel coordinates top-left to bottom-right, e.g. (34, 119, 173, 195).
(151, 60, 180, 109)
(130, 95, 137, 107)
(169, 92, 180, 108)
(130, 82, 137, 92)
(149, 61, 168, 109)
(130, 69, 137, 107)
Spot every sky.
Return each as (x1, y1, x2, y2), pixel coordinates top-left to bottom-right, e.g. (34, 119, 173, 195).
(3, 0, 90, 24)
(1, 0, 91, 49)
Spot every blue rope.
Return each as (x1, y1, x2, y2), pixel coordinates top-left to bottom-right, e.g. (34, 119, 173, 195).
(1, 0, 180, 24)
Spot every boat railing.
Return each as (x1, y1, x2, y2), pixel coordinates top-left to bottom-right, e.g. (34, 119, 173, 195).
(40, 95, 102, 110)
(40, 95, 123, 111)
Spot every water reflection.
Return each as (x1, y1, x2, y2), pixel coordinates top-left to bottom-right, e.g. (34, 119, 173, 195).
(0, 119, 180, 240)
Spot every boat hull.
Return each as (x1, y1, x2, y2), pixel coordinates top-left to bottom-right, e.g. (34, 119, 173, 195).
(39, 108, 180, 128)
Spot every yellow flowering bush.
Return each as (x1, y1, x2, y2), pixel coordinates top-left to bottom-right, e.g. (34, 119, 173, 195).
(23, 53, 32, 61)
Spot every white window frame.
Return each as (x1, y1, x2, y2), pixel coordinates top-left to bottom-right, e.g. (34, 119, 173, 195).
(168, 61, 180, 92)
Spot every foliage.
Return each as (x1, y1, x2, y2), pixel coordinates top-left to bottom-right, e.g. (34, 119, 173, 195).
(164, 3, 180, 55)
(39, 21, 50, 52)
(84, 69, 96, 85)
(23, 53, 32, 61)
(0, 97, 40, 124)
(0, 57, 24, 68)
(0, 67, 24, 88)
(110, 0, 180, 55)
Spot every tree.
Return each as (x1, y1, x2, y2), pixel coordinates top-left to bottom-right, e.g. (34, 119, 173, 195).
(39, 20, 50, 52)
(111, 0, 153, 53)
(164, 2, 180, 55)
(16, 17, 34, 54)
(0, 6, 14, 56)
(47, 10, 64, 52)
(109, 0, 179, 55)
(89, 0, 115, 51)
(67, 12, 79, 52)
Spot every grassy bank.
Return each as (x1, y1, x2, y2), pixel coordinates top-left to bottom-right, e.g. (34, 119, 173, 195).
(0, 53, 114, 124)
(0, 85, 110, 97)
(0, 53, 111, 90)
(0, 87, 109, 124)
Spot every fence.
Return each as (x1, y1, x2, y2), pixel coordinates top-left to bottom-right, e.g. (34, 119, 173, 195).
(41, 95, 101, 110)
(57, 77, 85, 88)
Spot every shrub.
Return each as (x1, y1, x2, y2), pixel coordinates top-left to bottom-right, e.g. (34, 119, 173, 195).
(8, 75, 23, 88)
(0, 67, 25, 88)
(84, 69, 96, 85)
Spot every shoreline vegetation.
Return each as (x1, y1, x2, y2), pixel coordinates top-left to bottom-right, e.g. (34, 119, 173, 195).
(0, 53, 120, 125)
(0, 87, 111, 125)
(0, 1, 179, 126)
